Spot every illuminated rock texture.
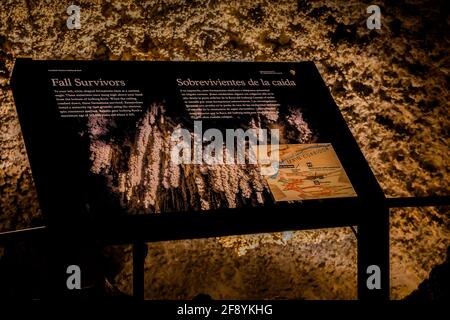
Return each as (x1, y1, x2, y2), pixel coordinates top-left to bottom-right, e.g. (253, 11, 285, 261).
(0, 0, 448, 299)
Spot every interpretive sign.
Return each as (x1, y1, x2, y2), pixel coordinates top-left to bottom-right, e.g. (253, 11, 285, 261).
(10, 59, 389, 300)
(10, 59, 385, 237)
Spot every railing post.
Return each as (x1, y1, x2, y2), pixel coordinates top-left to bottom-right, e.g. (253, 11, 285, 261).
(133, 242, 146, 300)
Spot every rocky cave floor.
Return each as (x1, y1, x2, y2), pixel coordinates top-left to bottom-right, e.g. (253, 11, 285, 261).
(0, 0, 449, 299)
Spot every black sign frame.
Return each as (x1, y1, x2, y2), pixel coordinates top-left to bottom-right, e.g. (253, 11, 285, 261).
(9, 58, 390, 300)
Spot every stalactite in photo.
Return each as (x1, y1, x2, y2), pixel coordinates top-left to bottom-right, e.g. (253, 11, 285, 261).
(87, 102, 315, 214)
